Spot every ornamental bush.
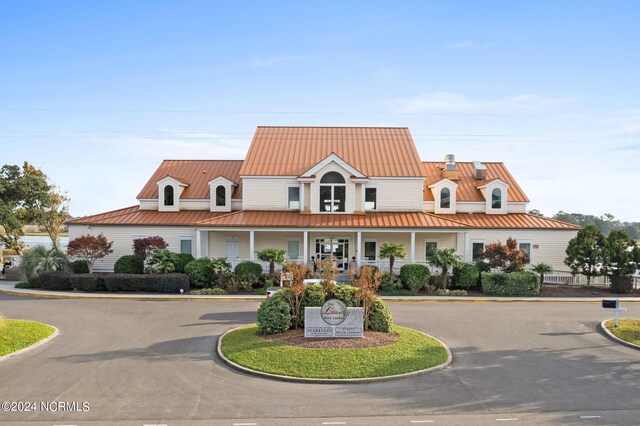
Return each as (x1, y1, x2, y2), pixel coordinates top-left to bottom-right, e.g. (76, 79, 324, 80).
(69, 260, 90, 274)
(39, 271, 72, 290)
(235, 261, 263, 279)
(184, 258, 215, 287)
(114, 255, 144, 274)
(302, 284, 326, 307)
(334, 285, 358, 307)
(610, 275, 634, 294)
(104, 273, 189, 293)
(257, 291, 293, 334)
(174, 253, 195, 274)
(481, 271, 540, 296)
(368, 299, 393, 332)
(452, 263, 479, 290)
(399, 264, 430, 292)
(380, 272, 402, 292)
(69, 274, 106, 292)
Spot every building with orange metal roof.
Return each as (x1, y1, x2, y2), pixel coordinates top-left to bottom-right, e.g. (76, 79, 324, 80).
(67, 126, 579, 273)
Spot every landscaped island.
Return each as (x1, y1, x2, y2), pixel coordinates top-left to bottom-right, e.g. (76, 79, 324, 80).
(0, 317, 56, 357)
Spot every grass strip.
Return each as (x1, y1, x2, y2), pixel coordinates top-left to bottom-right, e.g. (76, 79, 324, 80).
(605, 319, 640, 346)
(0, 320, 56, 357)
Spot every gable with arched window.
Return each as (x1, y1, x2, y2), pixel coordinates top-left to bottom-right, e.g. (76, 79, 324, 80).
(428, 178, 457, 214)
(319, 171, 346, 212)
(216, 185, 226, 206)
(440, 187, 451, 209)
(163, 185, 174, 206)
(491, 188, 502, 209)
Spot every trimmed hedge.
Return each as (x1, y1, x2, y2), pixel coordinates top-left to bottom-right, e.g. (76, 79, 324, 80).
(184, 258, 215, 287)
(334, 285, 358, 307)
(69, 274, 106, 292)
(302, 284, 326, 307)
(114, 255, 144, 274)
(452, 263, 479, 290)
(39, 271, 72, 290)
(610, 275, 634, 294)
(235, 261, 263, 279)
(481, 271, 540, 296)
(399, 264, 430, 292)
(104, 273, 189, 293)
(257, 291, 293, 334)
(191, 287, 228, 295)
(368, 299, 393, 332)
(69, 260, 90, 274)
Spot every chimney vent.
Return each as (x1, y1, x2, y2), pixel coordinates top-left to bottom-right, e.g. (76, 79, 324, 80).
(473, 161, 487, 180)
(444, 154, 457, 171)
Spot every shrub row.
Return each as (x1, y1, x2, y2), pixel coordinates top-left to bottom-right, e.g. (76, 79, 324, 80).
(38, 271, 189, 293)
(481, 271, 540, 296)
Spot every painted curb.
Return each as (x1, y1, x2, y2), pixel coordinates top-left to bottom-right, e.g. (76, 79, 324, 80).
(216, 325, 453, 384)
(0, 322, 59, 363)
(598, 320, 640, 351)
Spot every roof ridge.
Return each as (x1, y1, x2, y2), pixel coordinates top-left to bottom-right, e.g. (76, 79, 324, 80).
(66, 205, 139, 224)
(257, 126, 409, 129)
(161, 159, 244, 162)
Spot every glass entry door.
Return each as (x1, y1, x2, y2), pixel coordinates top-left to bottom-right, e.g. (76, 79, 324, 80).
(315, 238, 349, 271)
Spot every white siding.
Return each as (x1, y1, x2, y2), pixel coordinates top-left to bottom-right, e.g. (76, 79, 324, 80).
(207, 231, 250, 259)
(242, 177, 299, 210)
(68, 224, 196, 272)
(372, 179, 424, 211)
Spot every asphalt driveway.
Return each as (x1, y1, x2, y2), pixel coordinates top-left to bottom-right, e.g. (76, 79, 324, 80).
(0, 294, 638, 425)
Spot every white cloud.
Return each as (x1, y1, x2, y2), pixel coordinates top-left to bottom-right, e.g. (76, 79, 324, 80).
(605, 109, 640, 135)
(110, 134, 249, 160)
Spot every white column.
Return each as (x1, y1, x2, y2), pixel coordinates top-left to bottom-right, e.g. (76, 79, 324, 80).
(303, 231, 308, 263)
(300, 182, 305, 211)
(249, 230, 255, 260)
(410, 231, 416, 263)
(361, 184, 365, 211)
(357, 231, 362, 266)
(196, 229, 202, 258)
(205, 231, 209, 257)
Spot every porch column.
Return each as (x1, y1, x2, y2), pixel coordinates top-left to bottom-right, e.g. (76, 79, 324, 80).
(205, 230, 209, 257)
(196, 229, 202, 258)
(300, 182, 305, 211)
(410, 231, 416, 263)
(303, 231, 308, 263)
(357, 231, 362, 266)
(249, 230, 255, 260)
(361, 184, 365, 211)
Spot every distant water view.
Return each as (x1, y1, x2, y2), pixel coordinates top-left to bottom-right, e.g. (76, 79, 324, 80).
(20, 235, 69, 251)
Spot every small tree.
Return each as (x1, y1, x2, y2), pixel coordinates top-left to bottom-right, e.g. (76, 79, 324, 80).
(34, 188, 70, 250)
(350, 265, 382, 329)
(532, 263, 553, 284)
(133, 236, 168, 260)
(67, 234, 113, 273)
(429, 248, 462, 289)
(602, 230, 637, 277)
(20, 245, 68, 281)
(257, 248, 286, 276)
(379, 242, 407, 275)
(564, 224, 605, 285)
(282, 262, 308, 328)
(481, 237, 530, 273)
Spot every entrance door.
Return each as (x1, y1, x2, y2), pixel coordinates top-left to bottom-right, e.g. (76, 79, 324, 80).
(315, 238, 349, 271)
(227, 241, 239, 260)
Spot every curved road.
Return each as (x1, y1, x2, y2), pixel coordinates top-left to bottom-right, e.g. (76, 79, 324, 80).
(0, 294, 638, 425)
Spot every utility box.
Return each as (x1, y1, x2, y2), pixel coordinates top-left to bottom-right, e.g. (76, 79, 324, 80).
(602, 299, 619, 309)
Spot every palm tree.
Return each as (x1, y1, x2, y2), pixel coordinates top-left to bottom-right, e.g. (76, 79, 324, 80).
(257, 248, 286, 276)
(379, 242, 407, 275)
(532, 263, 553, 285)
(20, 245, 68, 281)
(429, 248, 462, 289)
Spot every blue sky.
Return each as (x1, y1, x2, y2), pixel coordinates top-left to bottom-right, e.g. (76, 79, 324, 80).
(1, 1, 638, 220)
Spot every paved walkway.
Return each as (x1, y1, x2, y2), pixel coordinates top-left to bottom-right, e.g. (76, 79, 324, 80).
(1, 281, 639, 302)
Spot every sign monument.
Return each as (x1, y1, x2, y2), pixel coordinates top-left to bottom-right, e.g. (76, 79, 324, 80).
(305, 299, 364, 338)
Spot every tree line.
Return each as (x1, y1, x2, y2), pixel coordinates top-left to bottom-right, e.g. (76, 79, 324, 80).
(529, 209, 640, 239)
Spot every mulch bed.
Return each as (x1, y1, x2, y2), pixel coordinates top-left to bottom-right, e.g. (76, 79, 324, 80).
(263, 328, 399, 349)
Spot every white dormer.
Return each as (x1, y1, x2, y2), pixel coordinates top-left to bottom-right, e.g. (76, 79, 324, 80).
(477, 179, 510, 214)
(157, 176, 188, 212)
(208, 176, 236, 212)
(428, 178, 458, 214)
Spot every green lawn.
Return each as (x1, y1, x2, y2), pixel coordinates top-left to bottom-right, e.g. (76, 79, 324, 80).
(605, 319, 640, 346)
(221, 324, 449, 379)
(0, 319, 56, 357)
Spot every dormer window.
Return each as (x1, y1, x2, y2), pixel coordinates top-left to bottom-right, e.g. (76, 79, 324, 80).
(163, 185, 174, 206)
(319, 172, 346, 212)
(440, 188, 451, 209)
(365, 187, 377, 211)
(491, 188, 502, 209)
(216, 185, 226, 206)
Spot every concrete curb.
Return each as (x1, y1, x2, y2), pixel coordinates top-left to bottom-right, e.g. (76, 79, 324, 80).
(598, 320, 640, 351)
(0, 322, 59, 363)
(216, 324, 453, 384)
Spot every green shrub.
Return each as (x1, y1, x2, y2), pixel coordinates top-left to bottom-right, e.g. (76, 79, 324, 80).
(20, 245, 68, 281)
(145, 249, 179, 273)
(174, 253, 195, 273)
(191, 287, 228, 295)
(257, 291, 292, 334)
(15, 280, 40, 289)
(235, 261, 263, 278)
(334, 285, 359, 307)
(184, 258, 215, 287)
(69, 274, 106, 292)
(113, 255, 144, 274)
(610, 275, 634, 294)
(254, 287, 267, 295)
(104, 273, 189, 293)
(39, 271, 72, 290)
(368, 299, 393, 332)
(69, 260, 90, 274)
(434, 289, 468, 296)
(481, 271, 540, 296)
(399, 264, 430, 292)
(452, 263, 479, 290)
(380, 272, 402, 292)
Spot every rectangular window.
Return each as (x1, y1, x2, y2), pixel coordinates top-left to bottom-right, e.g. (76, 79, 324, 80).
(519, 241, 532, 263)
(320, 186, 332, 212)
(425, 241, 437, 260)
(288, 187, 300, 210)
(365, 188, 377, 211)
(180, 238, 192, 255)
(472, 242, 485, 261)
(333, 186, 345, 212)
(287, 240, 300, 260)
(364, 241, 377, 260)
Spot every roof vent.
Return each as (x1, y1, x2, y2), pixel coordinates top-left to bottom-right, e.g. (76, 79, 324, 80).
(444, 154, 457, 171)
(473, 161, 487, 180)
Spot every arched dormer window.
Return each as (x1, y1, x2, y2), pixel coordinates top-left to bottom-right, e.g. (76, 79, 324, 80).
(319, 172, 346, 212)
(164, 185, 174, 206)
(216, 185, 226, 206)
(440, 187, 451, 209)
(492, 188, 502, 209)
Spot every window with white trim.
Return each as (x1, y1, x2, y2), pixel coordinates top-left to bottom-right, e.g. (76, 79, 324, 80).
(288, 186, 300, 210)
(180, 238, 192, 255)
(164, 185, 174, 206)
(491, 188, 502, 209)
(518, 240, 532, 262)
(216, 185, 226, 206)
(440, 188, 450, 209)
(365, 188, 377, 211)
(425, 241, 437, 260)
(472, 241, 485, 261)
(319, 172, 346, 212)
(287, 239, 300, 260)
(364, 241, 377, 260)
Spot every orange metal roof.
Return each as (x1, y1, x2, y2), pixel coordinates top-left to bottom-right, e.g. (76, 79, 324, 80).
(137, 160, 243, 200)
(437, 213, 580, 230)
(66, 206, 227, 226)
(239, 126, 426, 177)
(423, 162, 529, 202)
(195, 210, 470, 228)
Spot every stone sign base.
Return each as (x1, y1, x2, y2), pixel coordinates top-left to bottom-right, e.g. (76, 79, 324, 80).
(304, 307, 364, 338)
